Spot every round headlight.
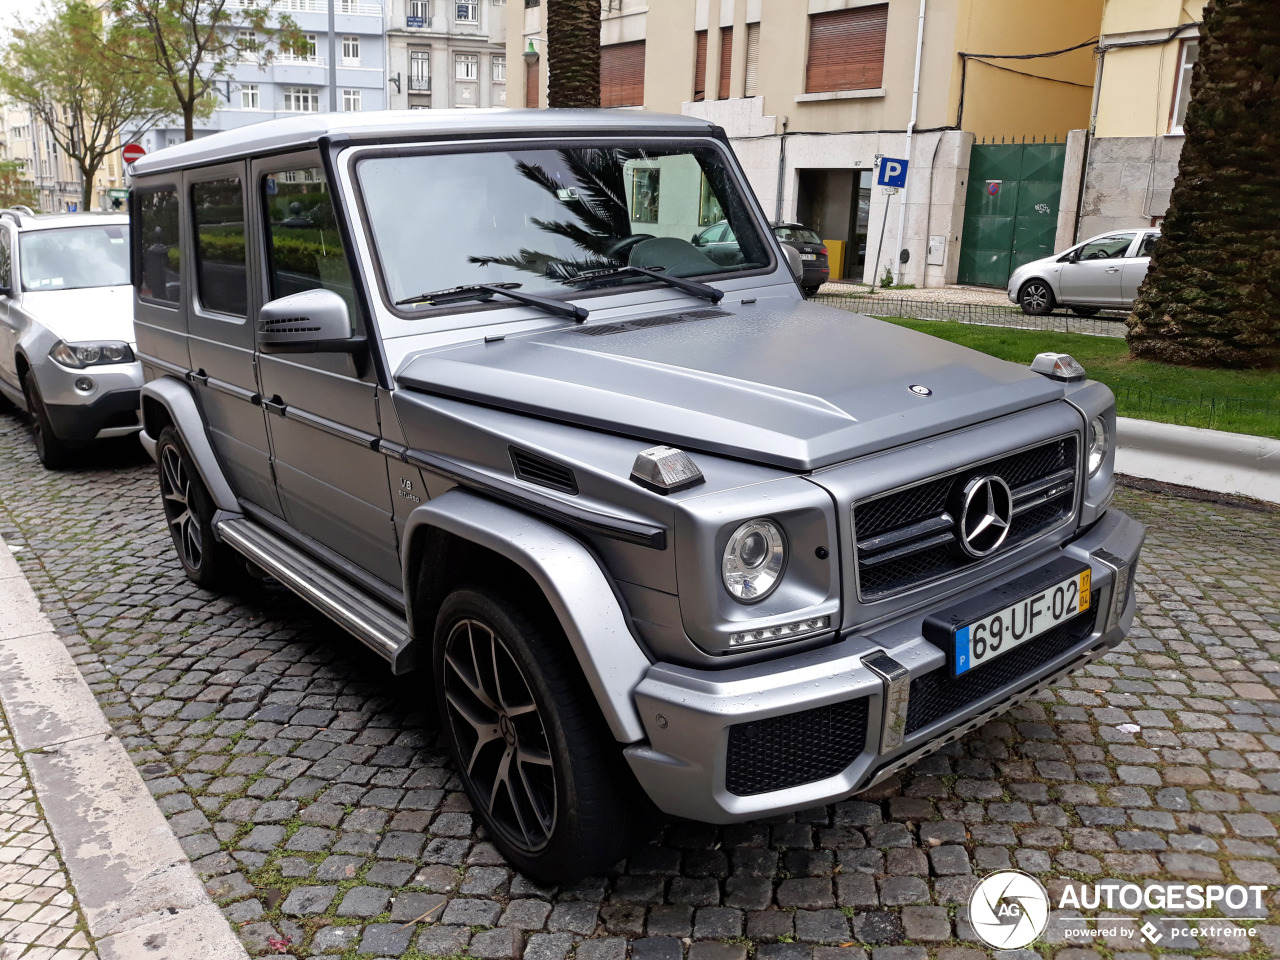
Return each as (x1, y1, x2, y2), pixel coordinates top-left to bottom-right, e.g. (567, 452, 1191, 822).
(722, 519, 786, 602)
(1088, 416, 1109, 477)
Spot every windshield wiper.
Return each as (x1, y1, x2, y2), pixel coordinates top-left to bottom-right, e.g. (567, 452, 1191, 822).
(564, 265, 724, 304)
(395, 282, 589, 322)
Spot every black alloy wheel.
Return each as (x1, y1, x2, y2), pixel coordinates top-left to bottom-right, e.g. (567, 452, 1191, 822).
(441, 616, 557, 853)
(160, 441, 204, 574)
(21, 372, 72, 469)
(155, 427, 241, 588)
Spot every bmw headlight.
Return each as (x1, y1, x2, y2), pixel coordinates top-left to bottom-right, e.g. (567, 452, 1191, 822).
(1088, 415, 1109, 477)
(722, 519, 786, 602)
(50, 340, 135, 368)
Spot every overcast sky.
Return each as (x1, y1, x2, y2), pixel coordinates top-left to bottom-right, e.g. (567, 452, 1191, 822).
(2, 0, 58, 39)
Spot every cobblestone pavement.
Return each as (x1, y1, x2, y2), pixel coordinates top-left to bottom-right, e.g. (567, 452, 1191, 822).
(0, 410, 1278, 960)
(0, 705, 97, 959)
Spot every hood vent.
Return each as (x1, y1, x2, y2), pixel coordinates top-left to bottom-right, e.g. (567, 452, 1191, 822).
(574, 308, 729, 337)
(510, 447, 579, 495)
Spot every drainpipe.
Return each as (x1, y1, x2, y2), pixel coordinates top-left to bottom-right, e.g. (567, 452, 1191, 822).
(774, 115, 789, 222)
(1074, 41, 1107, 244)
(892, 0, 927, 284)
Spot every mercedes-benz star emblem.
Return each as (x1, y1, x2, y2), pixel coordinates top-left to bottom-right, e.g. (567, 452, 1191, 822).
(908, 384, 932, 396)
(957, 475, 1013, 557)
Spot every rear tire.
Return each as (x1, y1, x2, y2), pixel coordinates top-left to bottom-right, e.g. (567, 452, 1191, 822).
(156, 426, 242, 588)
(20, 372, 73, 469)
(434, 586, 637, 883)
(1018, 280, 1055, 316)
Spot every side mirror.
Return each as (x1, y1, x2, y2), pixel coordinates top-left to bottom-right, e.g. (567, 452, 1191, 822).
(1058, 251, 1077, 264)
(691, 233, 704, 245)
(258, 289, 365, 354)
(782, 244, 804, 281)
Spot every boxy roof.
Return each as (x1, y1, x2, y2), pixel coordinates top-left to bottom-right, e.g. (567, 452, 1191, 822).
(129, 109, 718, 177)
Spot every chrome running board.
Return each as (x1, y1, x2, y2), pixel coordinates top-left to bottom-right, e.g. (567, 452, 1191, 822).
(216, 516, 415, 674)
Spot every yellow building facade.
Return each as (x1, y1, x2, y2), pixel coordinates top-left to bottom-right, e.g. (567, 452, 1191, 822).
(509, 0, 1104, 287)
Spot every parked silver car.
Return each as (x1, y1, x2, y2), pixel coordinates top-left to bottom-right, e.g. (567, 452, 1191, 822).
(0, 209, 143, 467)
(130, 112, 1144, 882)
(1008, 228, 1160, 316)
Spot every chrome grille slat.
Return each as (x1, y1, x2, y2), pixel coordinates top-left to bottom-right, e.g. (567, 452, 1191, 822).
(853, 435, 1079, 601)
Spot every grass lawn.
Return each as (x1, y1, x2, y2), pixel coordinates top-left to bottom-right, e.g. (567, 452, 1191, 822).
(878, 318, 1280, 439)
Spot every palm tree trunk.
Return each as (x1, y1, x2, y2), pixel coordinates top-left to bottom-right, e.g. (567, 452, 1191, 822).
(1127, 0, 1280, 369)
(547, 0, 601, 108)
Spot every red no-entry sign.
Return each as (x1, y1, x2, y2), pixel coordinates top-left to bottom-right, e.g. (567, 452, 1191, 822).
(122, 143, 146, 163)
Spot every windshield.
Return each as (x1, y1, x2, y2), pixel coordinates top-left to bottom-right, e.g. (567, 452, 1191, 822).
(774, 226, 821, 244)
(357, 143, 772, 308)
(20, 224, 130, 291)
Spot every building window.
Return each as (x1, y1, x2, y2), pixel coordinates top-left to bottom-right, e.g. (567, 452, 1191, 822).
(492, 54, 506, 83)
(283, 87, 319, 112)
(630, 168, 659, 222)
(744, 22, 760, 97)
(693, 30, 707, 102)
(718, 27, 733, 100)
(342, 35, 359, 64)
(805, 5, 888, 93)
(303, 33, 318, 60)
(408, 0, 428, 26)
(455, 53, 478, 81)
(240, 84, 260, 109)
(343, 88, 362, 111)
(455, 1, 478, 21)
(410, 50, 431, 91)
(1170, 39, 1199, 134)
(238, 29, 258, 61)
(600, 41, 645, 108)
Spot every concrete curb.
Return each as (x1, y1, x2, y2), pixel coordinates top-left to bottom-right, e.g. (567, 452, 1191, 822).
(1116, 417, 1280, 505)
(0, 535, 249, 960)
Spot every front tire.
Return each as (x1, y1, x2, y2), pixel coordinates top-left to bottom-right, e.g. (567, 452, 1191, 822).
(434, 587, 636, 883)
(1018, 280, 1055, 316)
(156, 427, 241, 588)
(21, 372, 73, 469)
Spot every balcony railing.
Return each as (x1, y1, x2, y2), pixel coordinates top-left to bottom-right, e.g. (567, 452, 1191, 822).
(409, 76, 431, 91)
(276, 52, 326, 65)
(260, 0, 383, 14)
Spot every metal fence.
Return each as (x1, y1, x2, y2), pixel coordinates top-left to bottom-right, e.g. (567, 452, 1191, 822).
(1111, 386, 1280, 436)
(812, 291, 1131, 338)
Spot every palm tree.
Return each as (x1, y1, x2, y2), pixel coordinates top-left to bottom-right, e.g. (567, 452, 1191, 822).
(547, 0, 601, 108)
(1127, 0, 1280, 369)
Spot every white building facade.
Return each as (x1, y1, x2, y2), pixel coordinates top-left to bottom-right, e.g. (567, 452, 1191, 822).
(385, 0, 507, 110)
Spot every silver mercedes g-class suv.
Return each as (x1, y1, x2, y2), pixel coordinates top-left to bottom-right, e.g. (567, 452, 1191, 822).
(129, 112, 1143, 882)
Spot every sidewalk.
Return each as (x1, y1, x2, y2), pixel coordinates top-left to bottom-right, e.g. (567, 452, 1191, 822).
(818, 281, 1013, 306)
(0, 535, 247, 960)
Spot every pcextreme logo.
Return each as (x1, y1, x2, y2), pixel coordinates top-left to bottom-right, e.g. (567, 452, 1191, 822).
(969, 870, 1051, 949)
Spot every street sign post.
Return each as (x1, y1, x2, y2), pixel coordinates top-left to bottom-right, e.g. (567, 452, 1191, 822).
(122, 143, 146, 164)
(877, 157, 909, 189)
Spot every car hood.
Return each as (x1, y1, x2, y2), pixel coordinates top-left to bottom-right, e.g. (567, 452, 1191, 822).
(394, 300, 1064, 470)
(19, 286, 136, 344)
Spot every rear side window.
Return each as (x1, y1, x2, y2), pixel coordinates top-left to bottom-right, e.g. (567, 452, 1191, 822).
(133, 186, 181, 304)
(192, 178, 248, 317)
(0, 231, 11, 290)
(261, 166, 354, 313)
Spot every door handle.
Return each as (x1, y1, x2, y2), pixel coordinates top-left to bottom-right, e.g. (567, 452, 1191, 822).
(1105, 267, 1120, 273)
(262, 395, 287, 416)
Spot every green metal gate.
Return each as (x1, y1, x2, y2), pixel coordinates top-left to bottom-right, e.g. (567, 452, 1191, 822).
(957, 139, 1067, 288)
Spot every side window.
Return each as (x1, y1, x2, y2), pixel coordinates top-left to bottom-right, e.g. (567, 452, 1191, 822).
(262, 166, 355, 315)
(1075, 234, 1135, 261)
(0, 231, 11, 290)
(134, 187, 181, 304)
(192, 178, 248, 317)
(1137, 234, 1158, 258)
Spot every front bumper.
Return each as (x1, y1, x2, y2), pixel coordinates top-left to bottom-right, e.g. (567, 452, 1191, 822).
(35, 360, 144, 442)
(624, 507, 1144, 823)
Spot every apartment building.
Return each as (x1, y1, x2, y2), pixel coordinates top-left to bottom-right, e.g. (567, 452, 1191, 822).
(1077, 0, 1203, 239)
(510, 0, 1104, 288)
(1, 102, 84, 212)
(385, 0, 507, 109)
(131, 0, 391, 154)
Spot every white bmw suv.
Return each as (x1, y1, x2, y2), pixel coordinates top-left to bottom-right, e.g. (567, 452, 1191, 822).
(0, 208, 143, 467)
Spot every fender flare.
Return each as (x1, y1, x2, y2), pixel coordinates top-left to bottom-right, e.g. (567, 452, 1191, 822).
(140, 377, 240, 514)
(404, 489, 650, 743)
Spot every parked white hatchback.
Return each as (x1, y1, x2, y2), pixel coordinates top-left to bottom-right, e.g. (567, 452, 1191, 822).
(0, 209, 143, 467)
(1008, 228, 1160, 316)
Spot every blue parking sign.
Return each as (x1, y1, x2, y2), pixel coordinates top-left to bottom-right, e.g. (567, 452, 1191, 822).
(877, 158, 909, 188)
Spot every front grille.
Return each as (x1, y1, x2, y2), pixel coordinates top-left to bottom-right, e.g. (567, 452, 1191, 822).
(904, 590, 1099, 735)
(854, 436, 1078, 601)
(726, 697, 869, 796)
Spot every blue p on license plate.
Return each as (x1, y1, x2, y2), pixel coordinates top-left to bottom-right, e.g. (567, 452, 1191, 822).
(953, 569, 1091, 675)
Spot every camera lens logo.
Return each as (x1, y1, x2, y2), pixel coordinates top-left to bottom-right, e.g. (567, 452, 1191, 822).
(969, 871, 1051, 949)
